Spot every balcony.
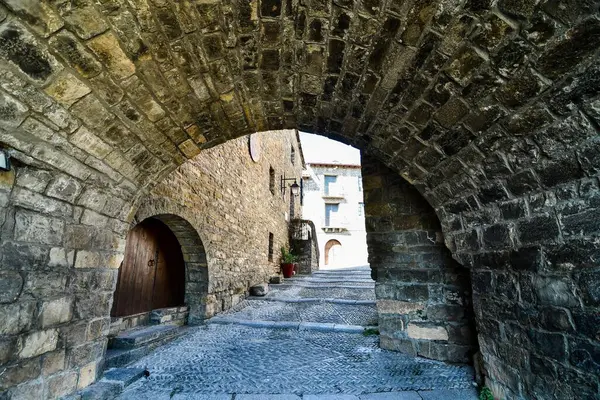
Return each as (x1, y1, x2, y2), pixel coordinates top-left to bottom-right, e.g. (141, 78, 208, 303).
(321, 217, 349, 232)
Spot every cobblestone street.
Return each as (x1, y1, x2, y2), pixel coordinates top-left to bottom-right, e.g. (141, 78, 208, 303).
(119, 267, 477, 399)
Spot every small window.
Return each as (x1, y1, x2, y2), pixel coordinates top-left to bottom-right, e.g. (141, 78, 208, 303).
(358, 176, 363, 192)
(358, 202, 364, 217)
(290, 145, 296, 165)
(269, 166, 275, 195)
(268, 233, 274, 261)
(324, 175, 337, 195)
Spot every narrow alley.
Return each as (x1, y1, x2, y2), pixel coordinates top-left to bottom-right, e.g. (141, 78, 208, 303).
(116, 267, 477, 399)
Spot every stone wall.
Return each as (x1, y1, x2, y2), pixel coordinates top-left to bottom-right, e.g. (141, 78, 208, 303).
(441, 173, 600, 399)
(137, 129, 303, 318)
(363, 156, 477, 364)
(0, 129, 302, 398)
(0, 165, 126, 399)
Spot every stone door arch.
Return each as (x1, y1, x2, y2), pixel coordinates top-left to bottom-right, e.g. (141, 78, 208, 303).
(130, 213, 209, 324)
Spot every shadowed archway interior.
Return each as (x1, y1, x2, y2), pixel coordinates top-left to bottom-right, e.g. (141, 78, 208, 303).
(0, 0, 599, 398)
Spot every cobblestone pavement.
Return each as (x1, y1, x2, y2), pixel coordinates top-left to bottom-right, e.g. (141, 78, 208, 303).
(118, 267, 477, 399)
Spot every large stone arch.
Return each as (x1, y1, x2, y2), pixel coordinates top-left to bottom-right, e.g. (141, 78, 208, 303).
(0, 0, 599, 398)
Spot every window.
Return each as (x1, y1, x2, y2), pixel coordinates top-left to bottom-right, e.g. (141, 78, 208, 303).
(325, 203, 339, 226)
(269, 166, 275, 195)
(268, 233, 274, 261)
(358, 202, 364, 217)
(290, 145, 296, 165)
(324, 175, 337, 195)
(358, 176, 363, 192)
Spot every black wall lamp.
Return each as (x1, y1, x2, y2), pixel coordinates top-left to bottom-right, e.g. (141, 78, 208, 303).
(0, 149, 10, 172)
(281, 175, 304, 205)
(281, 175, 300, 196)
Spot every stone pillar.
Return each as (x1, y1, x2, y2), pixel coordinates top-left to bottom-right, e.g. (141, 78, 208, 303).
(362, 156, 477, 363)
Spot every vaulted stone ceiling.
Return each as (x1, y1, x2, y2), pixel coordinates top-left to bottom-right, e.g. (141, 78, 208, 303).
(0, 0, 599, 208)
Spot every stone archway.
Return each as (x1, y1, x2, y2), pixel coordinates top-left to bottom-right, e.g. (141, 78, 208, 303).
(324, 239, 342, 267)
(0, 0, 599, 398)
(132, 210, 209, 325)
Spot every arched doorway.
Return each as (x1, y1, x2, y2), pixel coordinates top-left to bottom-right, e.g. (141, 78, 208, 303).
(324, 239, 342, 267)
(111, 218, 186, 317)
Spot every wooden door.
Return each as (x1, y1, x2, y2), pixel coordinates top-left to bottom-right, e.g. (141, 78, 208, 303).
(111, 218, 185, 317)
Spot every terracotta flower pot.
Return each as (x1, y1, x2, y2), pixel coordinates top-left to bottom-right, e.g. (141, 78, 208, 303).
(281, 263, 294, 278)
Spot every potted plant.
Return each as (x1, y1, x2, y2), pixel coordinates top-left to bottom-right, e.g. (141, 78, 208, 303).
(280, 247, 297, 278)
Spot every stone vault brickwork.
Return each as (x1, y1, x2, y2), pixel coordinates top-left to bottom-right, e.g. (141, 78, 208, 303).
(0, 0, 599, 398)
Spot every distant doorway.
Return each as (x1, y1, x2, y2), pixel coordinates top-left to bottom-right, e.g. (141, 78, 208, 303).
(324, 239, 342, 267)
(111, 218, 185, 317)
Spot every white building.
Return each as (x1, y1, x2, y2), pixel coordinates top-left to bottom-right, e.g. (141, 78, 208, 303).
(300, 134, 369, 268)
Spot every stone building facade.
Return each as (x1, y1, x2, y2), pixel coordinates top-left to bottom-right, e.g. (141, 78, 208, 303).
(0, 129, 303, 399)
(302, 163, 369, 268)
(139, 129, 304, 319)
(0, 0, 599, 398)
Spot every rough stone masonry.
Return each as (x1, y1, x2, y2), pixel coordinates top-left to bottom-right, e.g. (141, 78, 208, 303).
(0, 0, 599, 399)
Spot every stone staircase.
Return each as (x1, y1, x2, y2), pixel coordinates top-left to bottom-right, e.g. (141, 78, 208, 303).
(104, 306, 189, 369)
(208, 266, 377, 333)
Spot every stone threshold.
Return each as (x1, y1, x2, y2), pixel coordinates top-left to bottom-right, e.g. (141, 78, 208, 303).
(207, 317, 377, 333)
(247, 296, 376, 305)
(276, 283, 375, 289)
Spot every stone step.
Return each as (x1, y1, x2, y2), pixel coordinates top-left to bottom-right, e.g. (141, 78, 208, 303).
(105, 325, 189, 369)
(288, 277, 374, 284)
(276, 283, 374, 289)
(248, 296, 376, 305)
(208, 317, 377, 334)
(109, 324, 184, 349)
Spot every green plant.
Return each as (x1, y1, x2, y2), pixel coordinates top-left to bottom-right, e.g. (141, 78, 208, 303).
(479, 387, 494, 400)
(281, 247, 297, 263)
(362, 328, 379, 336)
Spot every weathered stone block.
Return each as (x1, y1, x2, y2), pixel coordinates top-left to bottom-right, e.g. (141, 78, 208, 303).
(407, 323, 449, 341)
(87, 32, 135, 79)
(46, 371, 79, 398)
(40, 297, 73, 328)
(0, 336, 19, 365)
(49, 31, 102, 78)
(13, 187, 73, 218)
(42, 349, 66, 376)
(0, 270, 23, 303)
(0, 90, 28, 129)
(15, 168, 52, 192)
(78, 360, 99, 389)
(518, 215, 560, 244)
(376, 300, 425, 315)
(19, 329, 59, 359)
(14, 210, 65, 245)
(534, 277, 579, 307)
(8, 379, 44, 400)
(0, 21, 58, 82)
(44, 71, 91, 107)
